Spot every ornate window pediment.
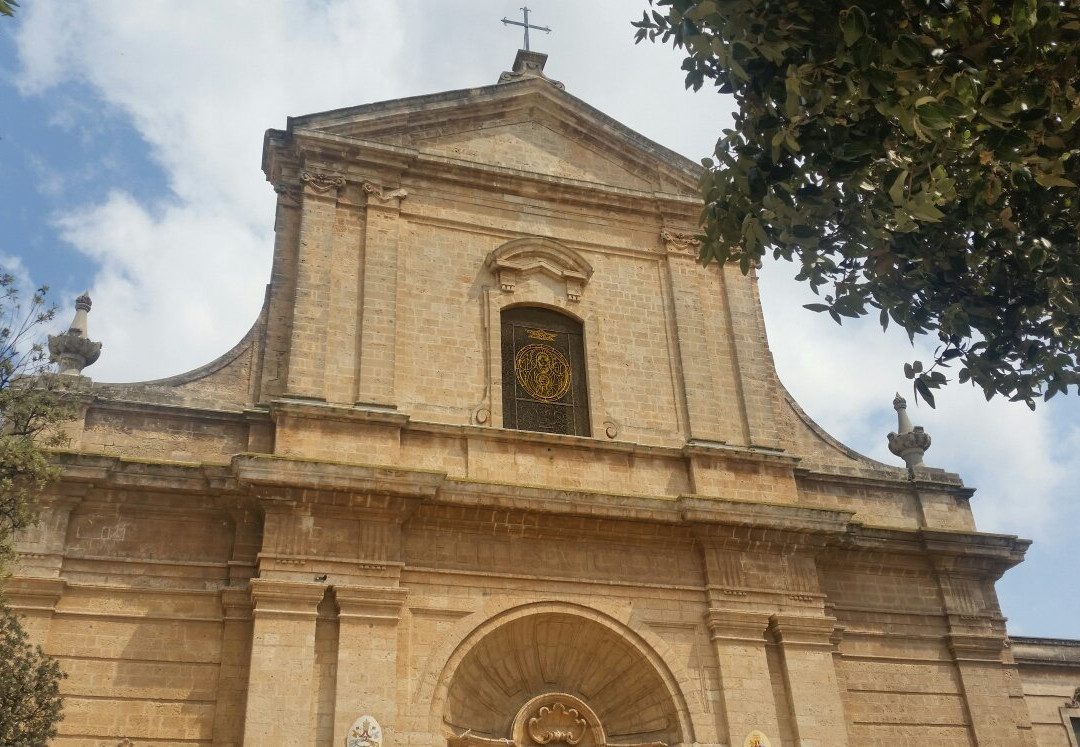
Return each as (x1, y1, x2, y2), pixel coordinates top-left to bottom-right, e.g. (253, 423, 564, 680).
(485, 238, 593, 302)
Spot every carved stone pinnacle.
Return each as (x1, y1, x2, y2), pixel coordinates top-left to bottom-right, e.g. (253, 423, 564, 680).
(48, 292, 102, 376)
(887, 393, 931, 475)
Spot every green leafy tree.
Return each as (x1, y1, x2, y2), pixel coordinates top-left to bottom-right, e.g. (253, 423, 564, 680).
(0, 274, 69, 742)
(0, 1, 18, 19)
(0, 604, 65, 746)
(635, 0, 1080, 407)
(0, 277, 68, 567)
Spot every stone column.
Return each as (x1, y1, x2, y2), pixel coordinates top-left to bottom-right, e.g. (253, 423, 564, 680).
(332, 585, 408, 747)
(242, 579, 326, 745)
(705, 608, 783, 745)
(768, 613, 849, 747)
(355, 182, 407, 406)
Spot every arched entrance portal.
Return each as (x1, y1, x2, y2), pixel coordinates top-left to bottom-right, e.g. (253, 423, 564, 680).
(442, 612, 684, 747)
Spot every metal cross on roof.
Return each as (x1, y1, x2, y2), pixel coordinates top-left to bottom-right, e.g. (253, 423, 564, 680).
(501, 6, 551, 51)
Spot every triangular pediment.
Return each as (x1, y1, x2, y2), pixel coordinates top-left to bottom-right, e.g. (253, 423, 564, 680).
(415, 120, 654, 190)
(279, 79, 702, 196)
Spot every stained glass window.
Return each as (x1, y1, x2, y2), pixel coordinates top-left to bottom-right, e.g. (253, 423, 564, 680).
(501, 307, 590, 436)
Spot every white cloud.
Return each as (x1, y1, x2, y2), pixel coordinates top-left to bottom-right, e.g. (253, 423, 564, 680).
(14, 1, 414, 381)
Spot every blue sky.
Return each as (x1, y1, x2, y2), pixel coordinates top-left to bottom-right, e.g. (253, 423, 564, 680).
(2, 2, 1077, 638)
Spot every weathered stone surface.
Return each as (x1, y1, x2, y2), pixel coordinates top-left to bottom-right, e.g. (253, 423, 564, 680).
(7, 56, 1076, 747)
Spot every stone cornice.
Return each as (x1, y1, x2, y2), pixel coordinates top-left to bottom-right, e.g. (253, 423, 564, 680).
(272, 79, 701, 185)
(47, 428, 1027, 566)
(50, 451, 235, 496)
(273, 129, 700, 219)
(234, 453, 444, 515)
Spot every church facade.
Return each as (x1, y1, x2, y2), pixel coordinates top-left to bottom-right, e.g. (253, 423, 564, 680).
(10, 51, 1080, 746)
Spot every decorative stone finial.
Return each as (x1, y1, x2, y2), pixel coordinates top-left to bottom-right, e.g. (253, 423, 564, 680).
(498, 49, 565, 90)
(48, 292, 102, 376)
(887, 393, 931, 476)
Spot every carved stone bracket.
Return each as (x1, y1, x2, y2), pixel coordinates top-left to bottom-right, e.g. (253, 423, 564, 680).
(300, 170, 346, 195)
(362, 181, 409, 205)
(1065, 685, 1080, 709)
(485, 237, 593, 302)
(659, 228, 700, 256)
(273, 181, 301, 207)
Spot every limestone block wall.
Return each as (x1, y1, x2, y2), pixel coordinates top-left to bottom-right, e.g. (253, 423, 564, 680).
(1012, 638, 1080, 746)
(6, 451, 1039, 746)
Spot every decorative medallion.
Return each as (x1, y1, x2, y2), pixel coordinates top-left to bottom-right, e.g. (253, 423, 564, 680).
(527, 702, 588, 745)
(514, 344, 572, 402)
(346, 714, 383, 747)
(742, 730, 772, 747)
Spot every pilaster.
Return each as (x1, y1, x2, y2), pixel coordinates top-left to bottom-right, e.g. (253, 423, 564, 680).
(285, 169, 346, 399)
(332, 585, 408, 746)
(355, 181, 407, 406)
(242, 579, 326, 745)
(213, 588, 254, 747)
(704, 608, 783, 745)
(768, 613, 849, 746)
(926, 531, 1028, 745)
(324, 183, 365, 404)
(258, 179, 303, 401)
(661, 230, 725, 441)
(721, 263, 781, 449)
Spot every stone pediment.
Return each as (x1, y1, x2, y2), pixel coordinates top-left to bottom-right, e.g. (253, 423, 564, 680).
(416, 120, 653, 190)
(277, 79, 701, 195)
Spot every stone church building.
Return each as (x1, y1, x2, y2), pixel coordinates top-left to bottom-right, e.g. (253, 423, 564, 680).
(11, 51, 1080, 745)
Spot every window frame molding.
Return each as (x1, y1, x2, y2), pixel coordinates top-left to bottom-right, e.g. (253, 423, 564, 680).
(474, 237, 614, 438)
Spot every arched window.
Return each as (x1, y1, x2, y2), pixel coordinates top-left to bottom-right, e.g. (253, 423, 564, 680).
(500, 307, 590, 436)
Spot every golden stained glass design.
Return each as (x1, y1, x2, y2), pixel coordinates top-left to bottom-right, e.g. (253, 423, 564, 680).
(514, 343, 572, 402)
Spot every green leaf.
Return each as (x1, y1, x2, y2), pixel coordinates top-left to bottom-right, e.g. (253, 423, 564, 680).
(888, 170, 908, 205)
(914, 378, 937, 408)
(1033, 172, 1077, 188)
(839, 6, 868, 46)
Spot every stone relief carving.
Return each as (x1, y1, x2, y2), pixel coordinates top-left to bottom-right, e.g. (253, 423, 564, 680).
(300, 170, 346, 193)
(659, 228, 699, 256)
(448, 689, 669, 747)
(362, 181, 409, 203)
(273, 181, 301, 206)
(347, 714, 383, 747)
(527, 702, 588, 745)
(1066, 685, 1080, 708)
(511, 693, 602, 747)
